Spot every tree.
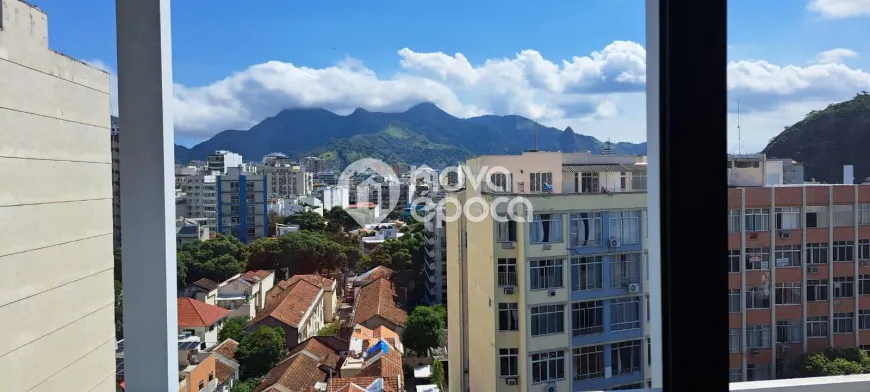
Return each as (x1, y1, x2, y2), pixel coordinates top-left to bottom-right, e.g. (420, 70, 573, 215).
(431, 359, 446, 390)
(236, 326, 286, 378)
(245, 237, 284, 272)
(402, 306, 445, 356)
(114, 280, 124, 339)
(286, 211, 326, 232)
(177, 234, 247, 286)
(324, 206, 360, 232)
(431, 304, 448, 326)
(218, 316, 249, 343)
(114, 248, 123, 282)
(230, 378, 260, 392)
(317, 320, 341, 336)
(267, 211, 284, 237)
(790, 348, 870, 377)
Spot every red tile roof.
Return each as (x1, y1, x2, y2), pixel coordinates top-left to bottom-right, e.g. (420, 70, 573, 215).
(240, 270, 272, 283)
(247, 280, 322, 328)
(326, 377, 401, 392)
(214, 360, 236, 384)
(277, 274, 335, 290)
(352, 278, 406, 327)
(177, 298, 230, 328)
(211, 339, 239, 361)
(250, 337, 345, 392)
(191, 278, 218, 291)
(358, 266, 393, 282)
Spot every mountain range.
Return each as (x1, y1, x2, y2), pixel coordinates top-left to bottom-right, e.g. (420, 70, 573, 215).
(763, 93, 870, 183)
(174, 102, 647, 167)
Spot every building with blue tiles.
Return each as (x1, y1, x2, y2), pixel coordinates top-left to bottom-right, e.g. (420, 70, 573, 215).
(447, 150, 651, 392)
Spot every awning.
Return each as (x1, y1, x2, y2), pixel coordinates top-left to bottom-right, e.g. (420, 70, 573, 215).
(562, 163, 647, 173)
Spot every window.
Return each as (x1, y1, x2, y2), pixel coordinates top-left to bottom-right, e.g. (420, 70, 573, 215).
(609, 210, 641, 244)
(630, 171, 646, 190)
(860, 204, 870, 225)
(747, 364, 771, 381)
(498, 258, 517, 287)
(859, 310, 870, 330)
(499, 348, 519, 377)
(775, 282, 801, 305)
(807, 279, 829, 301)
(530, 172, 554, 192)
(490, 173, 510, 192)
(572, 345, 605, 381)
(806, 243, 829, 265)
(611, 383, 646, 391)
(208, 372, 214, 382)
(619, 172, 627, 190)
(198, 380, 205, 391)
(807, 316, 829, 337)
(530, 259, 564, 290)
(744, 247, 770, 270)
(580, 172, 599, 193)
(728, 249, 741, 273)
(571, 256, 603, 291)
(833, 205, 854, 227)
(497, 220, 517, 242)
(833, 241, 854, 263)
(746, 325, 771, 348)
(834, 312, 854, 333)
(861, 275, 870, 295)
(570, 212, 602, 247)
(777, 320, 802, 343)
(806, 206, 829, 228)
(774, 245, 801, 267)
(498, 303, 519, 331)
(745, 286, 770, 309)
(572, 300, 604, 336)
(745, 208, 770, 231)
(726, 210, 743, 234)
(730, 369, 742, 382)
(729, 328, 741, 353)
(776, 207, 801, 230)
(530, 304, 565, 336)
(530, 213, 562, 243)
(611, 340, 642, 376)
(611, 253, 641, 287)
(610, 297, 641, 331)
(860, 239, 870, 260)
(834, 276, 855, 298)
(531, 350, 565, 383)
(729, 289, 741, 313)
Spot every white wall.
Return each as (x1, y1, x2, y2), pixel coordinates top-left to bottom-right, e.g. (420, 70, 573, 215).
(0, 1, 116, 390)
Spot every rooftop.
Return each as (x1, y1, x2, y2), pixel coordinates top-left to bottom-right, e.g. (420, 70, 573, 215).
(177, 298, 230, 328)
(250, 337, 345, 392)
(352, 278, 407, 327)
(248, 279, 322, 328)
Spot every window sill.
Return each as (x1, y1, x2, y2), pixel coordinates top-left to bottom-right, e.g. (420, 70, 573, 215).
(532, 378, 566, 385)
(530, 332, 566, 338)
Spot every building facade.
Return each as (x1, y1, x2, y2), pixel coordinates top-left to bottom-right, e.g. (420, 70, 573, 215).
(0, 1, 116, 390)
(447, 151, 652, 392)
(207, 150, 243, 174)
(260, 163, 312, 197)
(727, 183, 870, 382)
(112, 116, 121, 248)
(217, 167, 268, 243)
(183, 173, 219, 233)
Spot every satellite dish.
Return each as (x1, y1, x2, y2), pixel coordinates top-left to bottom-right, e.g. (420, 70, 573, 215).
(546, 382, 557, 392)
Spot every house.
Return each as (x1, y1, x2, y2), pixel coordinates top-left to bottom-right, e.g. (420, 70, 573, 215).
(245, 279, 326, 348)
(208, 339, 240, 392)
(348, 325, 404, 356)
(250, 337, 347, 392)
(177, 217, 210, 245)
(351, 278, 407, 334)
(351, 266, 415, 306)
(214, 270, 275, 318)
(178, 298, 231, 348)
(341, 325, 404, 378)
(179, 278, 219, 304)
(268, 274, 338, 322)
(116, 333, 219, 392)
(330, 335, 405, 392)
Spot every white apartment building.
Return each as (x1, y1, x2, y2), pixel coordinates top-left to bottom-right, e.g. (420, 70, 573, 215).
(183, 173, 219, 233)
(207, 150, 243, 174)
(322, 185, 351, 211)
(0, 1, 116, 390)
(260, 163, 312, 197)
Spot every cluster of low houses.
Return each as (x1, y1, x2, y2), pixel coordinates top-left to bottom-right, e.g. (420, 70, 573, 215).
(115, 266, 440, 392)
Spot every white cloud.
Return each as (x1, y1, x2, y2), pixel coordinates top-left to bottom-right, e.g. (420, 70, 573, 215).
(97, 40, 870, 153)
(808, 0, 870, 18)
(815, 48, 857, 64)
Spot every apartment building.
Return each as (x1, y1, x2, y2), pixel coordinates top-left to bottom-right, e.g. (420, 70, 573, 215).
(447, 151, 651, 392)
(726, 181, 870, 382)
(0, 1, 116, 390)
(112, 116, 121, 248)
(422, 190, 448, 306)
(217, 166, 268, 243)
(260, 162, 313, 197)
(183, 172, 219, 233)
(207, 150, 243, 174)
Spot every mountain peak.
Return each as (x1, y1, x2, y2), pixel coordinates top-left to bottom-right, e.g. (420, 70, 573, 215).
(351, 107, 370, 116)
(406, 101, 445, 115)
(564, 126, 575, 134)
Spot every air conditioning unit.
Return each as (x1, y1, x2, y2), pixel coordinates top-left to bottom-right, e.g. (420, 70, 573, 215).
(505, 378, 518, 385)
(504, 287, 515, 295)
(548, 289, 557, 297)
(751, 349, 760, 356)
(749, 232, 758, 240)
(546, 382, 558, 392)
(862, 260, 869, 267)
(834, 300, 842, 306)
(781, 345, 790, 353)
(609, 239, 621, 248)
(542, 244, 552, 251)
(627, 283, 641, 293)
(809, 266, 819, 273)
(779, 230, 791, 239)
(501, 242, 515, 249)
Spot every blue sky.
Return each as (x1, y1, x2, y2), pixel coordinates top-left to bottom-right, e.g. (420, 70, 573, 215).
(30, 0, 870, 150)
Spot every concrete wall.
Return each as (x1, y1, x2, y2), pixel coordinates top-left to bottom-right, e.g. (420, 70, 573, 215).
(0, 1, 116, 391)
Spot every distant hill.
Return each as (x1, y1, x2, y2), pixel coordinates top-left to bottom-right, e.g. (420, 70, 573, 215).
(763, 93, 870, 183)
(174, 102, 647, 167)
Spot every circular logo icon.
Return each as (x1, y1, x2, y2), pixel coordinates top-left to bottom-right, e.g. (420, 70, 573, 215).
(338, 158, 401, 227)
